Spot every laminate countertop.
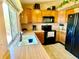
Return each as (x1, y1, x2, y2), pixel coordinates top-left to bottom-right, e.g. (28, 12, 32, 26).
(10, 32, 50, 59)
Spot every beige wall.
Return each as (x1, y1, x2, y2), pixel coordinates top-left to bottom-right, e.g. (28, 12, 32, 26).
(0, 2, 8, 59)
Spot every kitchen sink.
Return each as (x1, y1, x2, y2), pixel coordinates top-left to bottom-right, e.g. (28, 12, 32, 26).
(17, 35, 38, 46)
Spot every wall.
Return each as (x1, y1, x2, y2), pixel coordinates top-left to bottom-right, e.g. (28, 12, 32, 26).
(0, 2, 9, 59)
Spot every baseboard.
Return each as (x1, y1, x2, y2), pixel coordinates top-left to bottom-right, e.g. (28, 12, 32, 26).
(56, 41, 65, 46)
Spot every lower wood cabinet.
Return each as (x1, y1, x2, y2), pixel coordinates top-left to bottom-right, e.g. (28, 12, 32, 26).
(3, 50, 10, 59)
(35, 31, 66, 44)
(56, 31, 66, 44)
(35, 32, 44, 44)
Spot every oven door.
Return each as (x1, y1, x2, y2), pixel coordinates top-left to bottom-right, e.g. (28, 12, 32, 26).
(44, 30, 56, 45)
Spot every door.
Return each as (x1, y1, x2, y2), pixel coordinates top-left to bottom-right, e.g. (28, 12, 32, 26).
(65, 14, 76, 52)
(73, 13, 79, 58)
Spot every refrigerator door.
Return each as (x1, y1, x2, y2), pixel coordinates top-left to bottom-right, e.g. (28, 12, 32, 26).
(73, 13, 79, 58)
(65, 14, 76, 52)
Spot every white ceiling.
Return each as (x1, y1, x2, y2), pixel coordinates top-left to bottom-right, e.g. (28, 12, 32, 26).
(20, 0, 64, 10)
(20, 0, 63, 4)
(20, 0, 79, 10)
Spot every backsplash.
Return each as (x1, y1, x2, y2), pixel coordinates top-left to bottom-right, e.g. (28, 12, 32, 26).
(32, 23, 67, 32)
(23, 23, 67, 33)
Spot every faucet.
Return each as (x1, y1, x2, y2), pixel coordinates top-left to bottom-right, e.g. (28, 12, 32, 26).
(20, 32, 23, 42)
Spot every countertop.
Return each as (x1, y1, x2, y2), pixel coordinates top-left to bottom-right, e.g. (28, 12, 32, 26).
(9, 32, 50, 59)
(33, 30, 44, 32)
(9, 32, 77, 59)
(33, 30, 66, 33)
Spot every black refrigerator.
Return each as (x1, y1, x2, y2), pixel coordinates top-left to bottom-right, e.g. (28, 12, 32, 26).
(65, 13, 79, 58)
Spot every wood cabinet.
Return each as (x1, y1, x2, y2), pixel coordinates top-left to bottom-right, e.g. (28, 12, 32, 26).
(41, 10, 58, 23)
(51, 11, 58, 23)
(56, 31, 66, 44)
(35, 32, 44, 44)
(41, 10, 51, 16)
(32, 10, 42, 23)
(20, 9, 58, 24)
(66, 9, 74, 23)
(58, 11, 67, 23)
(20, 8, 32, 30)
(20, 8, 32, 24)
(32, 10, 58, 23)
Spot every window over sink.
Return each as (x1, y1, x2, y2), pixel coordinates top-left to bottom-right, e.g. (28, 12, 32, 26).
(3, 2, 19, 45)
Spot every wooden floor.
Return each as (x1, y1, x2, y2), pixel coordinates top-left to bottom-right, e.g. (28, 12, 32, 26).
(43, 43, 77, 59)
(5, 43, 78, 59)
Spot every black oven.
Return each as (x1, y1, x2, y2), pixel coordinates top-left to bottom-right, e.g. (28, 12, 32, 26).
(44, 30, 56, 45)
(41, 25, 56, 45)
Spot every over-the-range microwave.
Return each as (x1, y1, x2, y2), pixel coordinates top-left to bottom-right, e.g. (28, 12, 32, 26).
(43, 16, 54, 23)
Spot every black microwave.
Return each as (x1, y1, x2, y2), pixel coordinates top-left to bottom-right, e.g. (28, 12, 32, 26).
(43, 16, 54, 23)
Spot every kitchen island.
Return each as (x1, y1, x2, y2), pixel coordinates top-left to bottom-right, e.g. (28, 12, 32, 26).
(9, 32, 50, 59)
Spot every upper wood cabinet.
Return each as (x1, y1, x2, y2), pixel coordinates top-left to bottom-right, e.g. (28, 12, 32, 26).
(32, 10, 42, 23)
(51, 11, 58, 23)
(41, 10, 51, 16)
(58, 11, 67, 23)
(41, 10, 58, 23)
(26, 9, 32, 23)
(66, 9, 74, 15)
(20, 8, 58, 23)
(66, 9, 74, 23)
(20, 8, 32, 24)
(32, 10, 58, 23)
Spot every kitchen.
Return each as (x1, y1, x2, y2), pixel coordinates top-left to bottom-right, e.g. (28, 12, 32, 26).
(19, 0, 79, 58)
(0, 0, 79, 59)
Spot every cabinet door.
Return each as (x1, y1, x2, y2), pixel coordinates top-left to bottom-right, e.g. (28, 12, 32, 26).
(26, 9, 32, 23)
(58, 11, 67, 23)
(41, 10, 51, 16)
(51, 11, 58, 23)
(42, 10, 58, 23)
(32, 10, 42, 23)
(59, 32, 66, 44)
(56, 31, 60, 42)
(20, 8, 32, 24)
(56, 31, 66, 44)
(35, 32, 44, 44)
